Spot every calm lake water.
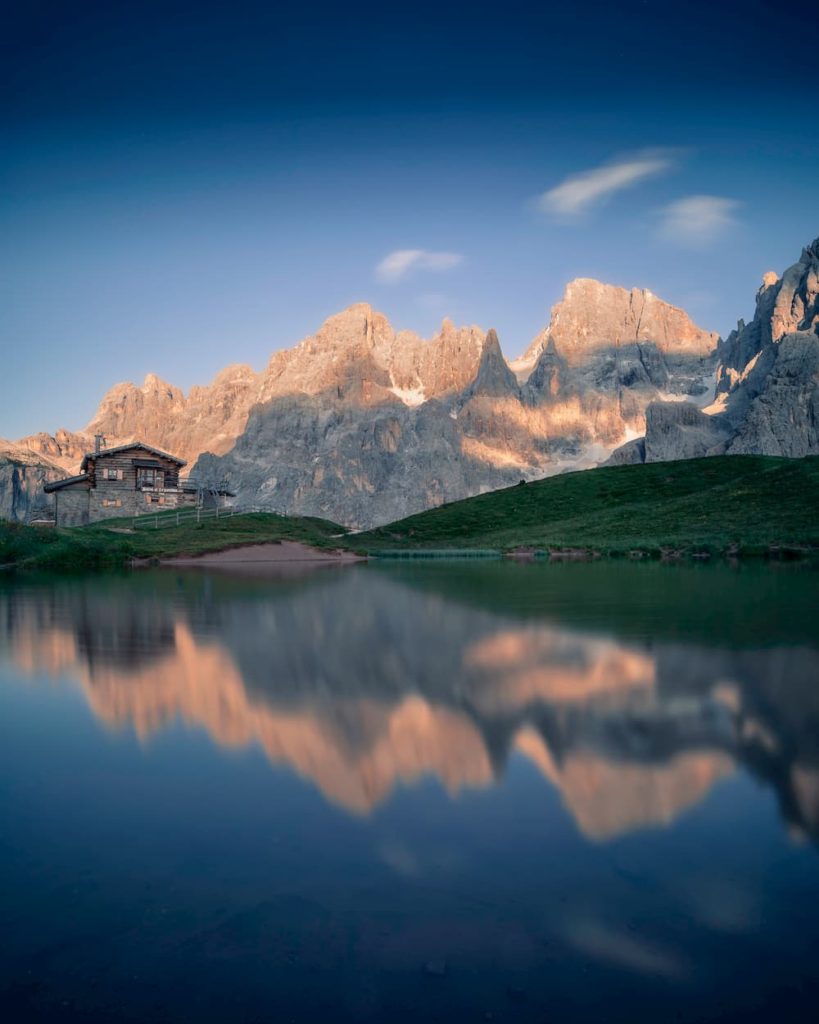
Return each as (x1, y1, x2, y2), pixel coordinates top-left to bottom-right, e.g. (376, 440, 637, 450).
(1, 560, 818, 1023)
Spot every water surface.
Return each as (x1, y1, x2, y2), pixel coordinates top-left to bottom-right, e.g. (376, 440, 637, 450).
(1, 561, 818, 1022)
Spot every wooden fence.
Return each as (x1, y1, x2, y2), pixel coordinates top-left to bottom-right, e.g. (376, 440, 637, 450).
(131, 505, 282, 530)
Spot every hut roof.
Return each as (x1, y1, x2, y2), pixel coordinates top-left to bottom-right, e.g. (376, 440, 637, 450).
(81, 441, 187, 472)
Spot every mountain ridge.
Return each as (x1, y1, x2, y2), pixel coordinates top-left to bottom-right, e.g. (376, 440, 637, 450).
(6, 239, 817, 528)
(3, 273, 721, 526)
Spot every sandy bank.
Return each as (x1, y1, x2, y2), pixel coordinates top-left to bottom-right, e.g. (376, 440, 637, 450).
(158, 541, 364, 569)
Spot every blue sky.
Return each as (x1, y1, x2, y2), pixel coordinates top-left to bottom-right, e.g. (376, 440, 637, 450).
(3, 0, 817, 437)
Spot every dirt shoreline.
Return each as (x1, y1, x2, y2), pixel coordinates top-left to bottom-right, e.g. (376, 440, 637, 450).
(155, 540, 365, 568)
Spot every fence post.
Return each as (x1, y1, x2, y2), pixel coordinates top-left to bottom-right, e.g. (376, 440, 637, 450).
(155, 513, 159, 529)
(216, 505, 219, 519)
(176, 510, 180, 526)
(197, 507, 200, 523)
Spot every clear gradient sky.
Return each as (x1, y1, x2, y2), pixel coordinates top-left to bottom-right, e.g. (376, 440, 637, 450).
(3, 0, 818, 438)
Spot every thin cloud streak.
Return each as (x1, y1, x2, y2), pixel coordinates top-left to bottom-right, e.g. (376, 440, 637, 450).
(658, 195, 741, 245)
(376, 249, 462, 283)
(539, 152, 675, 216)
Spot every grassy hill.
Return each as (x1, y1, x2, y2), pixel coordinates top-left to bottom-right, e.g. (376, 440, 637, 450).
(0, 512, 346, 571)
(355, 455, 819, 558)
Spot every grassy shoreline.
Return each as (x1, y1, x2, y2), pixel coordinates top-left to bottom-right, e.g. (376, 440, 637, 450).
(356, 455, 819, 561)
(2, 455, 818, 571)
(0, 513, 347, 572)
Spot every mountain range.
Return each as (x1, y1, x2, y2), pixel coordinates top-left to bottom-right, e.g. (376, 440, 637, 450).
(2, 237, 817, 527)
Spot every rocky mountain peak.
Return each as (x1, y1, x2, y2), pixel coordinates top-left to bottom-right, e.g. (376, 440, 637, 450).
(142, 372, 176, 392)
(257, 303, 397, 404)
(384, 319, 486, 402)
(466, 329, 520, 399)
(610, 235, 819, 468)
(522, 277, 718, 369)
(770, 237, 819, 342)
(312, 302, 389, 349)
(210, 363, 258, 387)
(716, 235, 819, 398)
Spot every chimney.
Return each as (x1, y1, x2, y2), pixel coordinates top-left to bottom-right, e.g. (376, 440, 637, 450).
(94, 433, 105, 454)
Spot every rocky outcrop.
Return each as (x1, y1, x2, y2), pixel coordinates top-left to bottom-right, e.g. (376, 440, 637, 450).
(724, 331, 819, 456)
(0, 441, 66, 522)
(642, 401, 731, 462)
(717, 241, 819, 398)
(609, 237, 819, 468)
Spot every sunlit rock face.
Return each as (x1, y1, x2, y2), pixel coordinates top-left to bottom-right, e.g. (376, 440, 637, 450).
(3, 279, 720, 527)
(192, 288, 718, 528)
(518, 278, 718, 368)
(611, 236, 819, 465)
(12, 305, 490, 477)
(2, 569, 817, 842)
(79, 364, 263, 465)
(257, 303, 488, 406)
(14, 428, 90, 474)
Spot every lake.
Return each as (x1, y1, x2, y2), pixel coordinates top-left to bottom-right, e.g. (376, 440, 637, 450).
(1, 560, 818, 1022)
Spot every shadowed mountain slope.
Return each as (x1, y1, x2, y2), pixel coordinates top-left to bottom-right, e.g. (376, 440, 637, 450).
(355, 455, 819, 555)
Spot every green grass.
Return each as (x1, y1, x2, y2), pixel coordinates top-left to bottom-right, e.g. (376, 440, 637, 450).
(355, 455, 819, 558)
(0, 513, 347, 572)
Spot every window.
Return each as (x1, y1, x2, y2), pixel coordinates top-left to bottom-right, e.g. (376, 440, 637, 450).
(105, 468, 120, 481)
(101, 499, 122, 508)
(137, 470, 163, 489)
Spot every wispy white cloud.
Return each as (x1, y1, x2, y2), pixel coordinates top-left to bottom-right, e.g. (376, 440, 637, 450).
(376, 249, 462, 283)
(658, 194, 740, 245)
(538, 151, 675, 216)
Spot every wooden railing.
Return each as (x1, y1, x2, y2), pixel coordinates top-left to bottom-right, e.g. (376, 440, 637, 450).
(131, 505, 282, 530)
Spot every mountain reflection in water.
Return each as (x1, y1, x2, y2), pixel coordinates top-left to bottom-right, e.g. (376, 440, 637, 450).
(2, 562, 817, 842)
